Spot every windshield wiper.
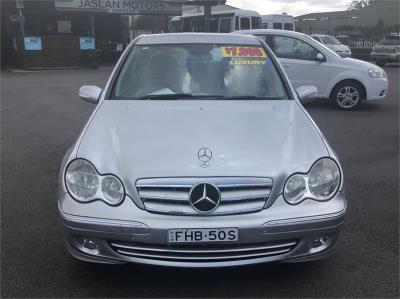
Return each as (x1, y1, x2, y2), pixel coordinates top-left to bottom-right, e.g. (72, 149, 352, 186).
(214, 95, 272, 100)
(135, 93, 196, 100)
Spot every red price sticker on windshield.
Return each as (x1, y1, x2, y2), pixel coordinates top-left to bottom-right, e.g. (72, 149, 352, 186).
(221, 46, 267, 58)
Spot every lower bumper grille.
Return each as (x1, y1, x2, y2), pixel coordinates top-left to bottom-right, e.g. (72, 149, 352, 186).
(109, 240, 298, 263)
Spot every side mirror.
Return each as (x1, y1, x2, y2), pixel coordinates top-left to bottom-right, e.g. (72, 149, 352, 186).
(79, 85, 102, 104)
(316, 53, 325, 62)
(296, 85, 318, 101)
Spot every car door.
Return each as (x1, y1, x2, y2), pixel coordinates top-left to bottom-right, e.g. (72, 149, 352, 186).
(270, 34, 332, 95)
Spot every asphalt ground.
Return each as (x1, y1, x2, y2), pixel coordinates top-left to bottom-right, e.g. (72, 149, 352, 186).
(1, 65, 399, 298)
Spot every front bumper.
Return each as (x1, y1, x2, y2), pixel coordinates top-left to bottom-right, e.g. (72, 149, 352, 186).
(365, 77, 389, 101)
(59, 191, 346, 268)
(371, 52, 400, 62)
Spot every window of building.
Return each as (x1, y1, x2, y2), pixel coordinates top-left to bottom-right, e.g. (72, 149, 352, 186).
(273, 23, 283, 29)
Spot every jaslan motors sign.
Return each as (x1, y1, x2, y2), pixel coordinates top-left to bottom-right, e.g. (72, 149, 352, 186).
(54, 0, 182, 15)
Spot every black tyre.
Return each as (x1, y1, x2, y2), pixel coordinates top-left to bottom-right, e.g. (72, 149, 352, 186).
(376, 61, 386, 67)
(330, 81, 365, 110)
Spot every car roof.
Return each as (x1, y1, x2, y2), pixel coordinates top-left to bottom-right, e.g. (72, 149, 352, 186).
(136, 33, 262, 45)
(233, 29, 309, 38)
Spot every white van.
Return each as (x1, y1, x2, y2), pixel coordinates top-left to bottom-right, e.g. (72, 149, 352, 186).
(261, 14, 295, 31)
(169, 9, 262, 33)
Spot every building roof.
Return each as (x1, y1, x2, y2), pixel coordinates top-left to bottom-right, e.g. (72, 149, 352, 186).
(295, 10, 358, 21)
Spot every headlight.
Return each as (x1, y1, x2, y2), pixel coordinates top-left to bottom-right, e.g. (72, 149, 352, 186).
(65, 159, 124, 206)
(369, 68, 387, 78)
(284, 158, 341, 205)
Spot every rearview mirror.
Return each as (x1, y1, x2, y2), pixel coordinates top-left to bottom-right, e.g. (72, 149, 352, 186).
(296, 85, 318, 101)
(316, 53, 325, 62)
(79, 85, 102, 104)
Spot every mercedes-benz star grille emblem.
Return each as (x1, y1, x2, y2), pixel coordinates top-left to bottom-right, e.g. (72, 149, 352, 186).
(189, 183, 221, 213)
(198, 147, 213, 167)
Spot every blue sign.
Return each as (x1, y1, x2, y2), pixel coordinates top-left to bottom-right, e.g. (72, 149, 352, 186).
(24, 37, 42, 51)
(80, 37, 95, 50)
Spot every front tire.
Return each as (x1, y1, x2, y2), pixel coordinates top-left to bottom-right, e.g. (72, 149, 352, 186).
(330, 81, 365, 110)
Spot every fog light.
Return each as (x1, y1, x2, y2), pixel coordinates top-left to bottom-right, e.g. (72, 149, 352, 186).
(79, 238, 98, 250)
(310, 236, 329, 248)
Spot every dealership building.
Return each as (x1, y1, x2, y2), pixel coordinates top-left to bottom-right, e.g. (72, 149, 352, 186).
(1, 0, 224, 69)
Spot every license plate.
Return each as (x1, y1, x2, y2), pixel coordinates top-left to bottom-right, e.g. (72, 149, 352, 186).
(168, 228, 238, 244)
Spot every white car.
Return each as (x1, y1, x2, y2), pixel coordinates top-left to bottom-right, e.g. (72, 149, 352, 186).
(311, 34, 352, 58)
(235, 29, 388, 110)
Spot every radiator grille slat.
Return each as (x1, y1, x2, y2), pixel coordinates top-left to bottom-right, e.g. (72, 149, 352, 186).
(136, 177, 272, 216)
(109, 240, 298, 262)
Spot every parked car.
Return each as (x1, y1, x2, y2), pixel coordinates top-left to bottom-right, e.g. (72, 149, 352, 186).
(311, 34, 352, 57)
(370, 34, 400, 67)
(235, 29, 388, 110)
(59, 33, 346, 267)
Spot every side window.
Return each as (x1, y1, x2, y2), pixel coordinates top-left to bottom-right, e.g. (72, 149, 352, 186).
(220, 19, 232, 33)
(251, 17, 262, 29)
(183, 19, 191, 32)
(273, 35, 319, 61)
(191, 19, 204, 32)
(235, 16, 239, 30)
(284, 23, 294, 31)
(273, 22, 283, 29)
(209, 18, 218, 33)
(256, 35, 273, 48)
(240, 17, 251, 30)
(262, 23, 269, 29)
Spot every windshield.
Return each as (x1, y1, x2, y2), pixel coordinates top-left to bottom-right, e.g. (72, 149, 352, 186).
(112, 44, 288, 100)
(321, 36, 341, 45)
(379, 36, 400, 45)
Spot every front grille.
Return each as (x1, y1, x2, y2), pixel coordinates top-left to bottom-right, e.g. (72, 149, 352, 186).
(109, 240, 298, 263)
(136, 177, 273, 216)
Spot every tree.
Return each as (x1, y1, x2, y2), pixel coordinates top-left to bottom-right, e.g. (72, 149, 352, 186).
(348, 0, 380, 10)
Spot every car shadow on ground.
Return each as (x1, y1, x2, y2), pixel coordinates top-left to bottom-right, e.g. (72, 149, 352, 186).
(302, 99, 385, 112)
(69, 257, 326, 295)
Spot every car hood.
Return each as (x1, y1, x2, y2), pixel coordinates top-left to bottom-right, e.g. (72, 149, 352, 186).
(77, 100, 328, 194)
(339, 57, 377, 70)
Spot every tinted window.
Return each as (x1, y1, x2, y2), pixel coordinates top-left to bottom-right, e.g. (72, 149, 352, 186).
(251, 17, 262, 29)
(284, 23, 294, 31)
(273, 35, 319, 61)
(183, 19, 191, 32)
(191, 19, 204, 32)
(220, 19, 232, 33)
(113, 44, 287, 100)
(263, 23, 269, 29)
(209, 18, 218, 33)
(241, 18, 251, 30)
(273, 23, 283, 29)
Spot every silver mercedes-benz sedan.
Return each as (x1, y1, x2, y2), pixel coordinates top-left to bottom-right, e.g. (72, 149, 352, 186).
(58, 33, 346, 267)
